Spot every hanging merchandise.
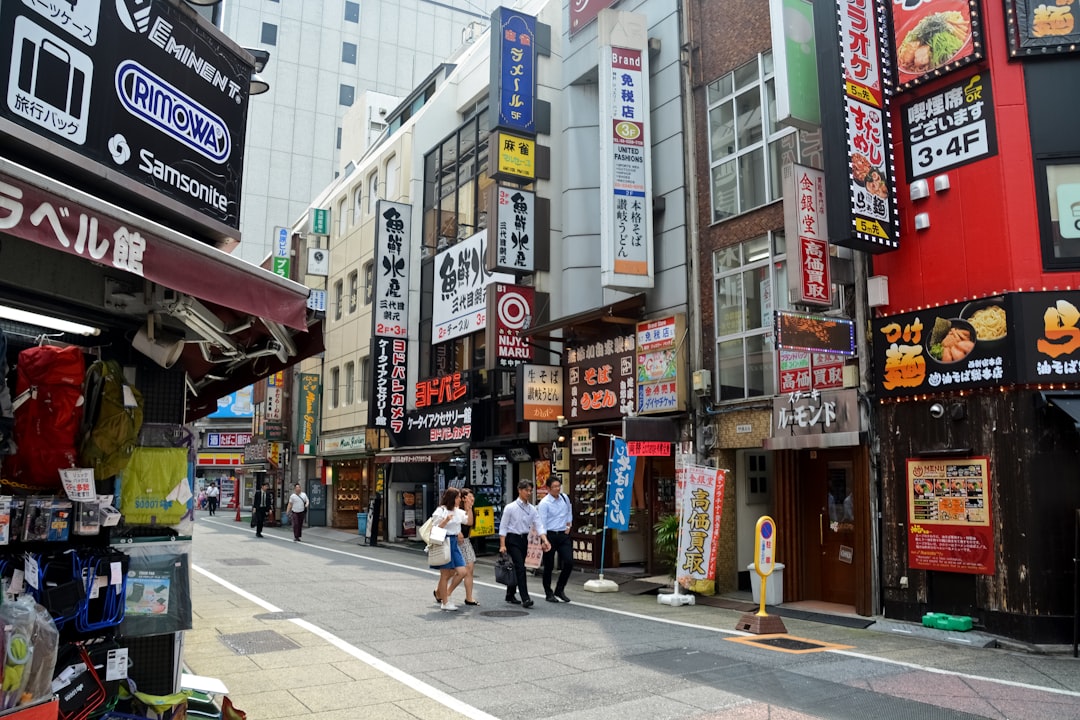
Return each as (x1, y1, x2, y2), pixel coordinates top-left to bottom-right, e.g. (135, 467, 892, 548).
(0, 331, 14, 456)
(117, 539, 192, 637)
(79, 360, 144, 487)
(118, 447, 190, 526)
(53, 642, 107, 720)
(8, 344, 85, 489)
(23, 602, 60, 710)
(76, 548, 129, 633)
(0, 595, 38, 711)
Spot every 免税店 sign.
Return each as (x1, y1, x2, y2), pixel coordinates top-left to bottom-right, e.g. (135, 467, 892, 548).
(635, 314, 686, 414)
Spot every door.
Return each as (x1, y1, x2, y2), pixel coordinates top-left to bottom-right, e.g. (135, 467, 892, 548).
(798, 453, 856, 606)
(306, 478, 327, 526)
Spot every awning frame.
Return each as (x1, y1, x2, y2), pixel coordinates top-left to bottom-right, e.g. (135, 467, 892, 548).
(523, 294, 646, 341)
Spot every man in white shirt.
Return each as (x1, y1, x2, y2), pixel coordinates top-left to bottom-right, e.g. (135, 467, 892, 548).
(538, 477, 574, 602)
(499, 480, 550, 608)
(287, 483, 309, 542)
(205, 482, 220, 516)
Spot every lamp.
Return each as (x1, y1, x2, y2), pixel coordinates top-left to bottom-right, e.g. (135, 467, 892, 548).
(249, 73, 269, 96)
(183, 0, 223, 5)
(0, 304, 100, 336)
(133, 324, 185, 369)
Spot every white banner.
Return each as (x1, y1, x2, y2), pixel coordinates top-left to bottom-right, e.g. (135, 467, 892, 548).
(673, 464, 727, 594)
(432, 230, 512, 343)
(373, 201, 412, 338)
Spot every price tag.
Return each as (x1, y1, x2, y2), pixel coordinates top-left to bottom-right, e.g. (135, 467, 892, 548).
(106, 648, 129, 681)
(10, 569, 24, 596)
(59, 468, 97, 502)
(110, 561, 123, 592)
(24, 555, 39, 590)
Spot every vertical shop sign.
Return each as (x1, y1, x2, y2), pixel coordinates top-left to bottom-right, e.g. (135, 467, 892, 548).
(296, 373, 320, 456)
(470, 449, 493, 487)
(783, 164, 832, 306)
(907, 457, 993, 575)
(673, 463, 727, 594)
(779, 349, 812, 394)
(368, 336, 408, 439)
(265, 386, 283, 421)
(891, 0, 984, 89)
(491, 131, 536, 183)
(517, 364, 563, 421)
(599, 21, 654, 290)
(272, 227, 290, 279)
(489, 9, 536, 134)
(605, 438, 637, 531)
(770, 0, 821, 129)
(902, 71, 998, 181)
(635, 314, 686, 414)
(489, 186, 535, 274)
(432, 230, 513, 344)
(485, 283, 535, 368)
(565, 333, 636, 422)
(372, 201, 412, 339)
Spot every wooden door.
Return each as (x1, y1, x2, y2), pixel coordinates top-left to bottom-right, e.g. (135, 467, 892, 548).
(798, 452, 856, 606)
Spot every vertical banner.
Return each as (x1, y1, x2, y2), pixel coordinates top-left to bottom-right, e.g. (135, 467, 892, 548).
(674, 464, 727, 594)
(489, 186, 535, 274)
(273, 227, 290, 279)
(470, 449, 493, 486)
(605, 438, 637, 531)
(485, 283, 535, 369)
(296, 373, 320, 456)
(489, 8, 537, 134)
(769, 0, 821, 130)
(599, 12, 654, 290)
(372, 201, 412, 338)
(783, 164, 832, 306)
(368, 337, 408, 441)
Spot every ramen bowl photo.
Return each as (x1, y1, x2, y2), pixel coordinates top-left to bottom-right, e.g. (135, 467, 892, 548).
(960, 299, 1008, 343)
(927, 317, 977, 365)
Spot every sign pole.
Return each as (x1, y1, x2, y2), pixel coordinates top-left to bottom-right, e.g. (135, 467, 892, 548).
(584, 437, 619, 593)
(736, 516, 787, 634)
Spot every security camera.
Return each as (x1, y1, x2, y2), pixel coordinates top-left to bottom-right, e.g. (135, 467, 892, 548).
(929, 403, 945, 419)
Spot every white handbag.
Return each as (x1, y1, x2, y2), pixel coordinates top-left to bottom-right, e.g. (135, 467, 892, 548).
(429, 525, 448, 543)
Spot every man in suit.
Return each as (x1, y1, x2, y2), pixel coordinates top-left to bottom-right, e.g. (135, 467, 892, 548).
(253, 481, 272, 537)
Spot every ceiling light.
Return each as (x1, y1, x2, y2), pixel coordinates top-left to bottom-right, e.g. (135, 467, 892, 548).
(133, 325, 185, 369)
(0, 304, 100, 336)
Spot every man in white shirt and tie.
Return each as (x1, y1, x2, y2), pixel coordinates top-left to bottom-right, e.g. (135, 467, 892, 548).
(499, 479, 550, 608)
(538, 476, 574, 602)
(252, 481, 272, 538)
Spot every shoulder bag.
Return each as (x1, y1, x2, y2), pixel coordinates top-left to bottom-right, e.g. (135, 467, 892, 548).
(427, 539, 451, 566)
(418, 515, 434, 544)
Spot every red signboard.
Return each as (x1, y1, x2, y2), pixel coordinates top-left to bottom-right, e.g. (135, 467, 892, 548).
(626, 441, 671, 457)
(891, 0, 984, 91)
(907, 457, 994, 575)
(570, 0, 619, 35)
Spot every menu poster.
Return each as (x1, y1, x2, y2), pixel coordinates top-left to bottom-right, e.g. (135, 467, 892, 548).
(906, 457, 994, 575)
(891, 0, 984, 91)
(1005, 0, 1080, 56)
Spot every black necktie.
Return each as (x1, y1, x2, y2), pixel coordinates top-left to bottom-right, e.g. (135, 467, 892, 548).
(258, 492, 264, 508)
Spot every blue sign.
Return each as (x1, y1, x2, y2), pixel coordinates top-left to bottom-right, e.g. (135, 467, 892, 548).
(492, 9, 536, 134)
(207, 386, 254, 418)
(605, 439, 637, 531)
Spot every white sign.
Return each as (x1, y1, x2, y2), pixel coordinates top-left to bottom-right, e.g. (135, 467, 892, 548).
(493, 187, 535, 273)
(59, 468, 96, 502)
(599, 22, 654, 291)
(784, 164, 832, 307)
(571, 428, 593, 456)
(432, 230, 512, 343)
(470, 449, 494, 486)
(322, 433, 367, 454)
(265, 386, 283, 421)
(307, 289, 326, 312)
(275, 227, 289, 257)
(307, 247, 329, 276)
(373, 201, 412, 338)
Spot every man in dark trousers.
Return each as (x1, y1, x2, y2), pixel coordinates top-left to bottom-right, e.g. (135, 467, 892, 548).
(538, 476, 575, 602)
(498, 479, 550, 608)
(252, 481, 272, 537)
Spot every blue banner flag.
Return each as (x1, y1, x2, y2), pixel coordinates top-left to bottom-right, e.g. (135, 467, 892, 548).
(605, 439, 637, 531)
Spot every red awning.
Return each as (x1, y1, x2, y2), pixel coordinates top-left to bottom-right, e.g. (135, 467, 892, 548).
(0, 158, 310, 330)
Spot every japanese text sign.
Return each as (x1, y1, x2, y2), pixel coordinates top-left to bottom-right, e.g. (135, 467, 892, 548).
(674, 463, 727, 594)
(891, 0, 984, 90)
(492, 131, 535, 182)
(470, 449, 494, 487)
(907, 457, 993, 575)
(605, 438, 637, 531)
(373, 201, 412, 339)
(1013, 291, 1080, 384)
(517, 364, 563, 421)
(770, 388, 860, 447)
(369, 337, 408, 439)
(783, 164, 832, 307)
(635, 314, 686, 414)
(490, 186, 535, 274)
(296, 373, 320, 456)
(1005, 0, 1080, 56)
(902, 71, 998, 182)
(486, 283, 535, 369)
(415, 372, 470, 409)
(60, 468, 96, 502)
(626, 441, 671, 456)
(490, 9, 536, 134)
(565, 334, 636, 422)
(205, 432, 252, 448)
(432, 230, 512, 344)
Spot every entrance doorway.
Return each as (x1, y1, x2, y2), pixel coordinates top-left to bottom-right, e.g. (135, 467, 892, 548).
(798, 451, 856, 606)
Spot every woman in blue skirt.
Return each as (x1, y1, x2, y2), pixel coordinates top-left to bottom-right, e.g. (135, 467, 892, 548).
(430, 487, 467, 611)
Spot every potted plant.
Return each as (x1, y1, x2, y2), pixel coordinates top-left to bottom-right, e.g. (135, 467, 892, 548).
(653, 513, 680, 581)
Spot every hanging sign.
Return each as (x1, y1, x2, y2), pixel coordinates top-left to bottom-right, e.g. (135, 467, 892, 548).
(517, 364, 563, 421)
(432, 230, 512, 344)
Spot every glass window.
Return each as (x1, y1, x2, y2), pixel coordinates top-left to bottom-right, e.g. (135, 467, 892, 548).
(339, 84, 354, 107)
(384, 154, 398, 199)
(260, 22, 277, 46)
(706, 53, 798, 222)
(353, 184, 363, 221)
(367, 171, 378, 213)
(342, 42, 357, 64)
(344, 1, 359, 22)
(744, 451, 770, 504)
(348, 270, 358, 313)
(363, 261, 374, 304)
(345, 362, 355, 405)
(336, 126, 342, 150)
(337, 198, 347, 237)
(1036, 157, 1080, 269)
(333, 279, 343, 321)
(359, 357, 370, 402)
(330, 367, 340, 409)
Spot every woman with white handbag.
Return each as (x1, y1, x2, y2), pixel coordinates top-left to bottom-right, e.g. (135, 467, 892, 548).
(429, 488, 468, 611)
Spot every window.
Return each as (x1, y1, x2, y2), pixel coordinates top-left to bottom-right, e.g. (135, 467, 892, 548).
(336, 126, 342, 150)
(743, 451, 770, 504)
(353, 184, 363, 222)
(345, 362, 355, 405)
(330, 366, 340, 409)
(367, 170, 378, 213)
(339, 84, 354, 107)
(359, 357, 370, 402)
(713, 233, 788, 401)
(333, 279, 343, 321)
(260, 22, 277, 46)
(344, 1, 359, 22)
(348, 270, 358, 313)
(362, 261, 374, 304)
(421, 108, 491, 257)
(707, 51, 798, 222)
(384, 154, 398, 198)
(1035, 157, 1080, 269)
(342, 42, 357, 64)
(337, 198, 347, 237)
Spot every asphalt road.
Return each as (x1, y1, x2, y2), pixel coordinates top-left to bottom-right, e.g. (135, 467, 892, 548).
(188, 517, 1080, 719)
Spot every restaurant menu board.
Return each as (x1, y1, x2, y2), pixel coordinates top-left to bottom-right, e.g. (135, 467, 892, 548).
(891, 0, 984, 91)
(1005, 0, 1080, 55)
(907, 457, 993, 575)
(901, 71, 998, 182)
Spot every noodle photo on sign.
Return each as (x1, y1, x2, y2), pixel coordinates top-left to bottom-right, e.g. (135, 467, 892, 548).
(961, 300, 1009, 342)
(891, 0, 983, 89)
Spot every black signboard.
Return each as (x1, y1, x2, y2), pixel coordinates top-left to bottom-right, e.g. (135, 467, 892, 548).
(1006, 0, 1080, 57)
(369, 336, 408, 441)
(394, 400, 479, 447)
(0, 0, 251, 230)
(1013, 291, 1080, 384)
(902, 71, 998, 182)
(564, 334, 636, 423)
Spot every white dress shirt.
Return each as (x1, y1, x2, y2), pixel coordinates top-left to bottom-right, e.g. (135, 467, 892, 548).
(538, 492, 572, 533)
(499, 498, 546, 536)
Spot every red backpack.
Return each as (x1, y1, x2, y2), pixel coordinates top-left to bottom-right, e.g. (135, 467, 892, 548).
(9, 345, 85, 489)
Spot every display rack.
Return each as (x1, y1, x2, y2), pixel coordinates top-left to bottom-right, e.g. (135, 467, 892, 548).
(569, 456, 610, 569)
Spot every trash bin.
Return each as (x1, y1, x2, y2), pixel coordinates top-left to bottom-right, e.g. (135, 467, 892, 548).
(747, 562, 784, 605)
(357, 513, 368, 536)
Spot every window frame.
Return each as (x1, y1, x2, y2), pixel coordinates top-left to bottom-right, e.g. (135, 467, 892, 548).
(359, 357, 370, 402)
(344, 1, 359, 22)
(339, 83, 355, 107)
(342, 41, 357, 65)
(260, 22, 277, 46)
(347, 270, 359, 313)
(1034, 155, 1080, 271)
(333, 279, 343, 321)
(329, 366, 340, 409)
(367, 170, 378, 214)
(345, 361, 355, 405)
(362, 261, 374, 305)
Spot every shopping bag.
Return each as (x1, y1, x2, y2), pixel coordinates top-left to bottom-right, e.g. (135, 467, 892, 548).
(427, 541, 451, 566)
(418, 516, 434, 544)
(429, 524, 448, 543)
(524, 529, 543, 569)
(494, 553, 515, 585)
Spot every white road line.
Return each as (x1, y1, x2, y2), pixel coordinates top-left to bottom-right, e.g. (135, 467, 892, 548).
(192, 565, 501, 720)
(198, 520, 1080, 700)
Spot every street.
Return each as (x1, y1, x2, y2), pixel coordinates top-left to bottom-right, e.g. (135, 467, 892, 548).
(184, 518, 1080, 720)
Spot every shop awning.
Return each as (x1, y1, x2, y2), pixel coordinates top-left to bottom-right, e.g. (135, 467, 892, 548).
(523, 294, 646, 341)
(1042, 392, 1080, 432)
(375, 446, 459, 464)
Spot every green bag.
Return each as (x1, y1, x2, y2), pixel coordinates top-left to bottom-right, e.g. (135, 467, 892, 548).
(79, 359, 144, 482)
(119, 447, 190, 525)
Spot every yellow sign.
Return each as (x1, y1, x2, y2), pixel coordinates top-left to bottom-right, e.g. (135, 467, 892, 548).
(473, 506, 495, 536)
(495, 131, 535, 180)
(855, 217, 888, 238)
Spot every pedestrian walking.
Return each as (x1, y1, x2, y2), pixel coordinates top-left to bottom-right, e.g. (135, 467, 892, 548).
(252, 481, 272, 537)
(498, 479, 550, 608)
(430, 488, 468, 611)
(444, 488, 479, 606)
(287, 483, 309, 541)
(206, 482, 220, 516)
(538, 477, 574, 602)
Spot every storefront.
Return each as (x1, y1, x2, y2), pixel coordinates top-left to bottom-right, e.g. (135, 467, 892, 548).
(320, 431, 375, 529)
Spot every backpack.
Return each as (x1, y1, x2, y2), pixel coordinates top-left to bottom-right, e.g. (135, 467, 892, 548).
(0, 332, 13, 455)
(9, 344, 85, 488)
(79, 359, 144, 483)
